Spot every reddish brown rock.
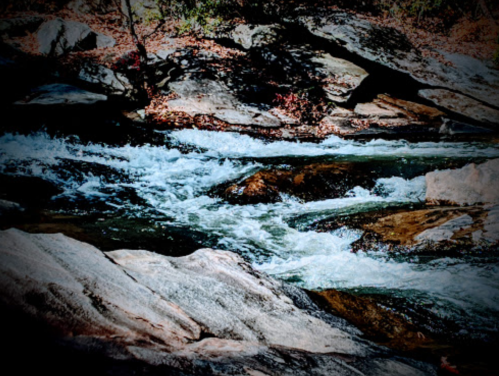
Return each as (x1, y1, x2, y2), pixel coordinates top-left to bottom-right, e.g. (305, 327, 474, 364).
(309, 289, 429, 351)
(223, 162, 377, 204)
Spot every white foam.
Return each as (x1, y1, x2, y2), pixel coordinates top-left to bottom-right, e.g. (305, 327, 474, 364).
(1, 130, 498, 332)
(170, 129, 499, 159)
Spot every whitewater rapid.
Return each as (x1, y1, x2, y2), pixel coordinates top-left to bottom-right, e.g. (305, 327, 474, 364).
(1, 129, 499, 335)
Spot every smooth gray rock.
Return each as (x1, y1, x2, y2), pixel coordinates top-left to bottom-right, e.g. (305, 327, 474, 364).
(168, 79, 297, 127)
(419, 89, 499, 125)
(37, 18, 115, 56)
(231, 24, 283, 49)
(15, 83, 107, 105)
(299, 12, 499, 108)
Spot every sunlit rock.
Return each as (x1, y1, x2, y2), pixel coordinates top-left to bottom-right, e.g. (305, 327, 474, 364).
(426, 158, 499, 205)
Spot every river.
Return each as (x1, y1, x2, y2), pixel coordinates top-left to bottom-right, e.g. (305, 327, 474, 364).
(1, 128, 499, 342)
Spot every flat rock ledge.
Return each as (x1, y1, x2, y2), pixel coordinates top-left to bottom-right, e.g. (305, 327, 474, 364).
(0, 228, 436, 375)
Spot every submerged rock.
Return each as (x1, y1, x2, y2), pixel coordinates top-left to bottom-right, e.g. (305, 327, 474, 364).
(419, 89, 499, 126)
(223, 162, 377, 204)
(14, 83, 107, 106)
(168, 79, 296, 127)
(425, 158, 499, 205)
(0, 229, 436, 375)
(36, 18, 115, 56)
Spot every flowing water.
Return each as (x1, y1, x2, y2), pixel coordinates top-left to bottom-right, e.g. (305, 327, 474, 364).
(1, 129, 499, 341)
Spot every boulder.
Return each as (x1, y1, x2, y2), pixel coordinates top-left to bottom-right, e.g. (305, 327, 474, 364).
(337, 205, 498, 247)
(231, 24, 284, 49)
(310, 53, 368, 103)
(419, 89, 499, 126)
(36, 18, 115, 56)
(223, 162, 377, 204)
(0, 229, 436, 375)
(14, 83, 107, 106)
(299, 13, 499, 108)
(79, 63, 132, 96)
(425, 159, 499, 205)
(167, 79, 297, 127)
(310, 289, 428, 351)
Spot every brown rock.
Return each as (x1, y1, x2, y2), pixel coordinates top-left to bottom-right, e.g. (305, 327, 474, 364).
(223, 162, 376, 204)
(309, 289, 428, 351)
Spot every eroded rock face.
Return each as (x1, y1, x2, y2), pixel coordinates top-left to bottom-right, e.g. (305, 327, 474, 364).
(36, 18, 115, 56)
(0, 229, 436, 375)
(299, 13, 499, 109)
(14, 83, 107, 105)
(168, 79, 297, 127)
(425, 159, 499, 205)
(223, 162, 377, 204)
(419, 89, 499, 126)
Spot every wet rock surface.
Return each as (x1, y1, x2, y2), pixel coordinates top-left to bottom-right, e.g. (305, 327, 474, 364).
(222, 162, 377, 204)
(0, 229, 437, 375)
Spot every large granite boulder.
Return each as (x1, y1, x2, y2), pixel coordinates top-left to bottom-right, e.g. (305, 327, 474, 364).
(0, 229, 437, 375)
(37, 18, 115, 56)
